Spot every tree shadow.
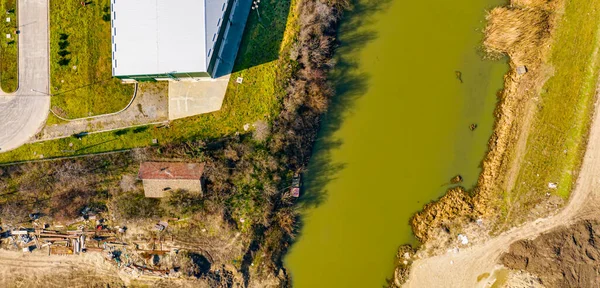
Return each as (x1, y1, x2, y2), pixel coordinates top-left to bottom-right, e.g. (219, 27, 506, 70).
(240, 224, 265, 287)
(296, 0, 392, 211)
(189, 252, 212, 276)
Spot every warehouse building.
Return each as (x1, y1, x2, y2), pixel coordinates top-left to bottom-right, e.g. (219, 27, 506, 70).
(110, 0, 234, 81)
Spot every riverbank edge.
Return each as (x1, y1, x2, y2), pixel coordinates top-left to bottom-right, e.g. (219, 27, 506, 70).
(261, 0, 352, 285)
(390, 0, 567, 286)
(412, 0, 563, 243)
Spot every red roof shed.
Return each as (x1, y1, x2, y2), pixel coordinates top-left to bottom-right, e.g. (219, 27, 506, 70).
(138, 162, 205, 180)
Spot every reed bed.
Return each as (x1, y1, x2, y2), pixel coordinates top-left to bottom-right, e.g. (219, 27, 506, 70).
(484, 6, 553, 66)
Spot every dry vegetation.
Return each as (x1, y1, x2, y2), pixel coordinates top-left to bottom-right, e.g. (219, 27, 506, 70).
(0, 0, 350, 285)
(483, 4, 554, 66)
(484, 0, 600, 228)
(410, 187, 474, 242)
(474, 0, 563, 226)
(270, 0, 349, 167)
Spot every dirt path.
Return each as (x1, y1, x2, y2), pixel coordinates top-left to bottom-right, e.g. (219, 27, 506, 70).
(404, 82, 600, 287)
(0, 249, 123, 287)
(34, 83, 168, 141)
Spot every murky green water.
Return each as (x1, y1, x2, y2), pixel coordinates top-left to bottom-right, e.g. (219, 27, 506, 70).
(285, 0, 507, 287)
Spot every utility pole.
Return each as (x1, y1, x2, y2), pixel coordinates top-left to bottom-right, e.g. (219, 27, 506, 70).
(30, 89, 51, 96)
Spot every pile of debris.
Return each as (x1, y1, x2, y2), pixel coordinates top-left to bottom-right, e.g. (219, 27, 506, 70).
(6, 229, 95, 255)
(0, 219, 198, 281)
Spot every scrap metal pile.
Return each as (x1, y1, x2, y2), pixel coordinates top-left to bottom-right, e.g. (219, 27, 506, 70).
(0, 220, 188, 279)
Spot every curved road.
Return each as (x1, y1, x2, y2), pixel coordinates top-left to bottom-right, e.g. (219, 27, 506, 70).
(0, 0, 49, 152)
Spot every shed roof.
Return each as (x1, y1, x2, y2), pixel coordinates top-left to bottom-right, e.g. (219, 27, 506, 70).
(111, 0, 229, 77)
(138, 162, 205, 180)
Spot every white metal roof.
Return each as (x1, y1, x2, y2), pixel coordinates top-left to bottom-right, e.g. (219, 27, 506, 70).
(111, 0, 229, 77)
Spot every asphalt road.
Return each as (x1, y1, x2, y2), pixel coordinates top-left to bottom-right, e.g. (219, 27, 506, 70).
(0, 0, 50, 153)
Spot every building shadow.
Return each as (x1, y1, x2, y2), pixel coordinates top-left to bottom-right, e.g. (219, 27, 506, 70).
(227, 0, 292, 75)
(295, 0, 392, 212)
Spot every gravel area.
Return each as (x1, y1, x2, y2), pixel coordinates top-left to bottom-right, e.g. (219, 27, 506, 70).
(33, 83, 168, 141)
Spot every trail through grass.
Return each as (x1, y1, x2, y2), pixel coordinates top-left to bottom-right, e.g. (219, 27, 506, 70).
(503, 0, 600, 223)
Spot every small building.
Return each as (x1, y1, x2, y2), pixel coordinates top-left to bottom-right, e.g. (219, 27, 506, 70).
(110, 0, 234, 81)
(138, 162, 205, 198)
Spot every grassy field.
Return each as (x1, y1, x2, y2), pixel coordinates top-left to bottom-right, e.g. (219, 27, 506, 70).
(500, 0, 600, 223)
(0, 0, 297, 163)
(0, 0, 17, 92)
(49, 0, 133, 119)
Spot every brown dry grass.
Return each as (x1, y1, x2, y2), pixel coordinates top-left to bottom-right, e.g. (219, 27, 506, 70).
(474, 0, 600, 232)
(483, 6, 552, 66)
(474, 0, 568, 221)
(512, 0, 558, 8)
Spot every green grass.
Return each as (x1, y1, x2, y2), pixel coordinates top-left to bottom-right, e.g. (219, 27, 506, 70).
(0, 0, 297, 163)
(0, 0, 17, 92)
(49, 0, 133, 119)
(500, 0, 600, 224)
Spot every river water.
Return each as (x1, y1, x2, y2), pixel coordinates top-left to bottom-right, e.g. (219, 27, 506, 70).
(284, 0, 507, 287)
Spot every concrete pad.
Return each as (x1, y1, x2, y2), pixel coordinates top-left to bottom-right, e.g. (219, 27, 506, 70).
(167, 0, 252, 121)
(166, 0, 251, 121)
(168, 77, 229, 120)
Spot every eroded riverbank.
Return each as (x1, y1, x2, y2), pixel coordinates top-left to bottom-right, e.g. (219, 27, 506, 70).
(398, 0, 600, 285)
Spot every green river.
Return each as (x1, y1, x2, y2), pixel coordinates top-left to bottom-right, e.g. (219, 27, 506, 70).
(284, 0, 507, 287)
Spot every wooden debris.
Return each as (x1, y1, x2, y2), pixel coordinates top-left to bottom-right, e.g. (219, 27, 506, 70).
(37, 233, 79, 239)
(136, 249, 169, 255)
(84, 247, 104, 252)
(33, 235, 41, 249)
(50, 245, 73, 255)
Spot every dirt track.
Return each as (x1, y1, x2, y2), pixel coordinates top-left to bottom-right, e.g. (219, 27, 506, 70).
(0, 250, 123, 287)
(404, 83, 600, 287)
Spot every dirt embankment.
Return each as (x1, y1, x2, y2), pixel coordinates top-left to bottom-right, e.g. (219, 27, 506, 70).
(410, 187, 475, 242)
(409, 0, 561, 244)
(391, 1, 563, 286)
(502, 219, 600, 288)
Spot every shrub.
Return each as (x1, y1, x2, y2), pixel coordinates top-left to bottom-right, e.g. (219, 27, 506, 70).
(164, 189, 204, 216)
(112, 191, 163, 220)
